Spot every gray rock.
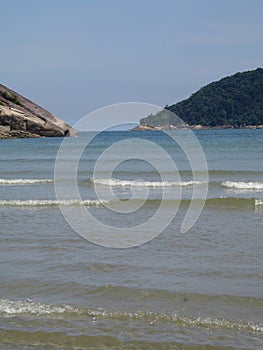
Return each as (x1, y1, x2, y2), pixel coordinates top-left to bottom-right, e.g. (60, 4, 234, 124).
(0, 84, 78, 139)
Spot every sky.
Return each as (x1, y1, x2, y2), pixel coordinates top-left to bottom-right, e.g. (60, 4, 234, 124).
(1, 0, 263, 129)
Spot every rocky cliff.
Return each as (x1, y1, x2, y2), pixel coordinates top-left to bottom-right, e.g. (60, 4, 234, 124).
(0, 83, 77, 139)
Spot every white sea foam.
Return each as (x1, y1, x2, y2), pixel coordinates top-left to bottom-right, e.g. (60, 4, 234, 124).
(0, 178, 53, 185)
(222, 181, 263, 190)
(0, 298, 74, 315)
(0, 298, 261, 333)
(255, 199, 263, 206)
(91, 178, 205, 188)
(0, 199, 108, 207)
(174, 315, 263, 333)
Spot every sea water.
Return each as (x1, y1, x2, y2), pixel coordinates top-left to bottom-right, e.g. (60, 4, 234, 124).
(0, 129, 262, 349)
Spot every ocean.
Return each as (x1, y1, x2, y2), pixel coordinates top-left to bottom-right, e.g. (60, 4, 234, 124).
(0, 129, 262, 349)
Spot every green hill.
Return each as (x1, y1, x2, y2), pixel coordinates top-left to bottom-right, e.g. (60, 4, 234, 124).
(140, 68, 263, 128)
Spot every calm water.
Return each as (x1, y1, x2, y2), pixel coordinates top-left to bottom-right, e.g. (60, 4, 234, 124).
(0, 129, 262, 349)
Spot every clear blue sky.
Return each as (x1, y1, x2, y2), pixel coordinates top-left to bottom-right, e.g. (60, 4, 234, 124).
(1, 0, 263, 128)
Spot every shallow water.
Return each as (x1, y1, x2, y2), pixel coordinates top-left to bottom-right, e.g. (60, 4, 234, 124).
(0, 130, 262, 349)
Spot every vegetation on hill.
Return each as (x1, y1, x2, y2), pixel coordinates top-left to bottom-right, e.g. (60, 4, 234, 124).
(140, 68, 263, 127)
(0, 89, 23, 107)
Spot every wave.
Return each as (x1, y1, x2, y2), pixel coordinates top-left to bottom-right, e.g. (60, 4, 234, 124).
(211, 170, 263, 175)
(0, 197, 262, 209)
(222, 181, 263, 190)
(0, 199, 109, 207)
(0, 298, 74, 315)
(90, 178, 206, 187)
(91, 169, 263, 177)
(202, 197, 263, 209)
(0, 329, 237, 350)
(255, 199, 263, 206)
(0, 178, 53, 185)
(0, 298, 261, 334)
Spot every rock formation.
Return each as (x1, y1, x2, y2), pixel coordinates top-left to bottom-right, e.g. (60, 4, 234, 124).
(0, 83, 77, 139)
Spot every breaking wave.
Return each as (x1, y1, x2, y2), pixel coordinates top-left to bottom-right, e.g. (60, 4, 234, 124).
(0, 197, 263, 209)
(255, 199, 263, 206)
(90, 178, 206, 187)
(0, 199, 109, 207)
(222, 181, 263, 190)
(0, 298, 261, 334)
(0, 178, 53, 185)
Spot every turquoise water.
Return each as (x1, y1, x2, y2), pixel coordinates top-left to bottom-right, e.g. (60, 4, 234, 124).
(0, 129, 262, 349)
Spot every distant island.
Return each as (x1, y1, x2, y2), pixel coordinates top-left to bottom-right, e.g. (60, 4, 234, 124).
(138, 68, 263, 130)
(0, 83, 77, 139)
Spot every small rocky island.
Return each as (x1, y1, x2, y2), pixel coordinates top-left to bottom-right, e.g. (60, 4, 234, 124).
(0, 83, 77, 139)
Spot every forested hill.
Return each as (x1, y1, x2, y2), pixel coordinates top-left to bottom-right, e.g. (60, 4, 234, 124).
(141, 68, 263, 127)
